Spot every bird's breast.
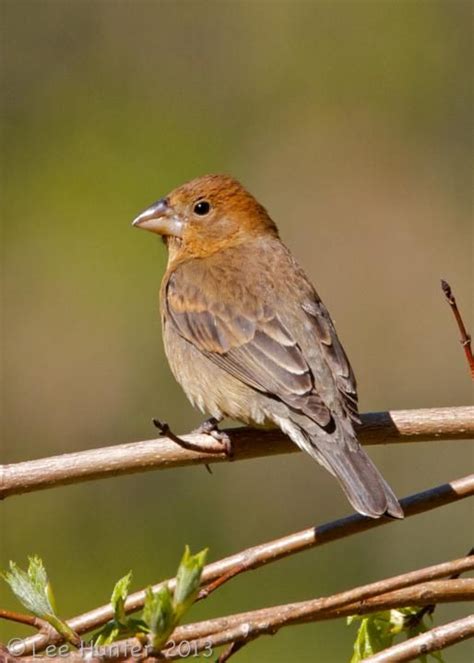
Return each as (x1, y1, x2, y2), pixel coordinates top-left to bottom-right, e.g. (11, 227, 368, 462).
(162, 318, 271, 426)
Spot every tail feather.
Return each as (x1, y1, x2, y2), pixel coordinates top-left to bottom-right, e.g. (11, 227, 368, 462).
(321, 443, 404, 519)
(284, 416, 403, 518)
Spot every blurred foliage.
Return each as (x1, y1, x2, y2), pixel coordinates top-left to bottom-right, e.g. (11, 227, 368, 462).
(348, 608, 445, 662)
(1, 1, 472, 661)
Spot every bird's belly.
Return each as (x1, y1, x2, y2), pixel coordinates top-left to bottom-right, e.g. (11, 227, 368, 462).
(163, 322, 271, 426)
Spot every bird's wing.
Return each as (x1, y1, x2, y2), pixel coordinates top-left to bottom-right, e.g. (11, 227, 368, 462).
(163, 262, 349, 429)
(301, 298, 359, 423)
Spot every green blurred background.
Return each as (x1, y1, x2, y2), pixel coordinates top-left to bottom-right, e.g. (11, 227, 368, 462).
(1, 1, 472, 661)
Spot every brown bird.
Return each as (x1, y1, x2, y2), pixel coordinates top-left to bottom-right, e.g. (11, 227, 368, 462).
(132, 174, 403, 519)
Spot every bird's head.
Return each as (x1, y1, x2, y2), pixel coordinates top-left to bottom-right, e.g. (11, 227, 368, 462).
(132, 174, 278, 258)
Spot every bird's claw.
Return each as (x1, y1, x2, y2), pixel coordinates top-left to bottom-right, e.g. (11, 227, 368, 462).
(208, 429, 233, 458)
(152, 417, 233, 458)
(194, 417, 233, 458)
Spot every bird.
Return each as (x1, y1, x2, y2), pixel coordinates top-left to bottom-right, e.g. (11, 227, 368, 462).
(132, 174, 403, 519)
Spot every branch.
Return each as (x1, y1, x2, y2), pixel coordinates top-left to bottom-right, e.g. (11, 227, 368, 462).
(402, 546, 474, 631)
(171, 555, 474, 644)
(1, 406, 472, 499)
(14, 580, 473, 662)
(11, 473, 474, 656)
(0, 644, 17, 663)
(364, 613, 474, 663)
(441, 280, 474, 379)
(0, 609, 46, 630)
(160, 579, 474, 659)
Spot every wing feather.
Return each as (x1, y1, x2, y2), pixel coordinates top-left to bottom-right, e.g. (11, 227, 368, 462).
(165, 266, 342, 429)
(302, 299, 359, 422)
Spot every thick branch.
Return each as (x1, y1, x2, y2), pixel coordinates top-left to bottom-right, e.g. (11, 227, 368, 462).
(1, 406, 472, 500)
(11, 473, 474, 656)
(365, 613, 474, 662)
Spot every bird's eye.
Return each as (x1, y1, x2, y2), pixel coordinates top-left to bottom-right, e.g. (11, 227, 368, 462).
(193, 200, 211, 216)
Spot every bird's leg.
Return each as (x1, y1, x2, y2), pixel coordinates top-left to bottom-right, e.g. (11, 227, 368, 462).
(195, 416, 222, 435)
(152, 417, 232, 458)
(193, 416, 233, 458)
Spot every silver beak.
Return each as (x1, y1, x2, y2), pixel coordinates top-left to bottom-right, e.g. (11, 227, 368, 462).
(132, 198, 185, 237)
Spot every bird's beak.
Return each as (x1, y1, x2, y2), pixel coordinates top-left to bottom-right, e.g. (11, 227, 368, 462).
(132, 198, 185, 237)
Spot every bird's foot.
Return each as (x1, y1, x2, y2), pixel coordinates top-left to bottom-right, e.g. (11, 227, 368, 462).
(152, 417, 232, 458)
(194, 417, 234, 458)
(194, 416, 221, 435)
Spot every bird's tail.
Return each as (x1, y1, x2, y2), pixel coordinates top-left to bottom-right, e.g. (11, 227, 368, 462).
(319, 441, 403, 518)
(292, 421, 403, 518)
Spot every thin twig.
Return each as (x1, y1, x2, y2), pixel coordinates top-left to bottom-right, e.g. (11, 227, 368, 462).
(404, 546, 474, 631)
(441, 280, 474, 379)
(198, 565, 245, 600)
(1, 406, 473, 500)
(10, 474, 474, 656)
(0, 609, 46, 630)
(217, 639, 250, 662)
(364, 613, 474, 662)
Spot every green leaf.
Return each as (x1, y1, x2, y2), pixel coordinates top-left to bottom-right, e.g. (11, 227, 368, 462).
(348, 607, 446, 662)
(173, 546, 208, 618)
(402, 608, 446, 663)
(91, 572, 146, 646)
(110, 572, 132, 625)
(143, 586, 175, 649)
(3, 557, 54, 618)
(426, 650, 445, 663)
(91, 616, 147, 647)
(92, 622, 122, 647)
(141, 546, 208, 653)
(2, 557, 79, 646)
(349, 612, 395, 662)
